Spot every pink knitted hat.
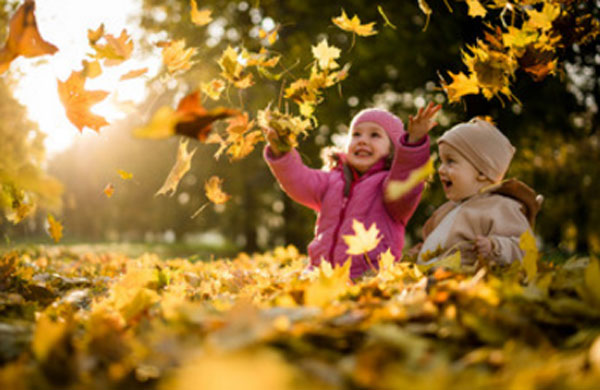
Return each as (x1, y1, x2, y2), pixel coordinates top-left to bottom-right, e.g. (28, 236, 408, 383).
(349, 108, 405, 147)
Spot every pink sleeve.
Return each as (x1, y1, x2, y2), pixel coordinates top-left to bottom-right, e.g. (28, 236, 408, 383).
(264, 146, 330, 211)
(383, 133, 431, 224)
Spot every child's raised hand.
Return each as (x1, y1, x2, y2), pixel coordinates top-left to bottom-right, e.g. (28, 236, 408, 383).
(261, 126, 285, 157)
(407, 102, 442, 143)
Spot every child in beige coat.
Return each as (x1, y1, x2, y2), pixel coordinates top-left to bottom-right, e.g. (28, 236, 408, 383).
(417, 118, 542, 266)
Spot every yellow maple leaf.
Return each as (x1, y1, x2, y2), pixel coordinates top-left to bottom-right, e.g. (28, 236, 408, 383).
(526, 2, 561, 31)
(418, 251, 462, 273)
(311, 39, 341, 71)
(519, 230, 538, 283)
(466, 0, 487, 18)
(385, 155, 435, 201)
(201, 78, 226, 100)
(343, 219, 382, 255)
(47, 213, 63, 243)
(502, 26, 539, 50)
(205, 176, 231, 205)
(160, 39, 197, 74)
(304, 258, 351, 307)
(104, 183, 115, 198)
(156, 139, 197, 196)
(332, 9, 377, 37)
(133, 106, 178, 139)
(87, 23, 104, 45)
(190, 0, 213, 26)
(117, 169, 133, 180)
(81, 59, 102, 78)
(259, 26, 279, 46)
(441, 71, 480, 103)
(92, 29, 133, 66)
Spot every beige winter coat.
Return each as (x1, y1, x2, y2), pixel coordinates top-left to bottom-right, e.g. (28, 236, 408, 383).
(418, 179, 541, 265)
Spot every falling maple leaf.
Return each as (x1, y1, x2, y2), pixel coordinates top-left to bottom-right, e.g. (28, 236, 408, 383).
(201, 78, 226, 101)
(385, 155, 435, 201)
(175, 90, 240, 141)
(526, 2, 561, 31)
(259, 26, 279, 46)
(47, 213, 63, 243)
(91, 29, 133, 66)
(156, 139, 197, 197)
(417, 0, 432, 31)
(133, 106, 179, 139)
(190, 0, 213, 26)
(0, 0, 58, 74)
(465, 0, 487, 18)
(117, 169, 133, 180)
(160, 39, 197, 74)
(104, 183, 115, 198)
(87, 24, 105, 45)
(120, 67, 148, 81)
(377, 6, 396, 30)
(440, 71, 480, 103)
(343, 220, 382, 255)
(311, 39, 341, 71)
(81, 59, 102, 79)
(332, 9, 377, 37)
(205, 176, 231, 205)
(57, 70, 109, 132)
(218, 45, 253, 88)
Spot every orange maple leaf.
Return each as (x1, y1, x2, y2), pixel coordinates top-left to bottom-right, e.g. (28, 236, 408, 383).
(92, 29, 133, 66)
(104, 183, 115, 198)
(190, 0, 213, 26)
(160, 39, 197, 74)
(57, 70, 109, 132)
(119, 67, 148, 81)
(205, 176, 231, 205)
(175, 91, 240, 141)
(0, 0, 58, 74)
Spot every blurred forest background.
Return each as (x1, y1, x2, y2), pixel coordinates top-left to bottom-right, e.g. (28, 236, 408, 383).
(0, 0, 598, 257)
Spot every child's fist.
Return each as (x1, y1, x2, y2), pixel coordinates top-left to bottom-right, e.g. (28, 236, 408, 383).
(407, 102, 442, 143)
(261, 126, 285, 157)
(473, 235, 493, 259)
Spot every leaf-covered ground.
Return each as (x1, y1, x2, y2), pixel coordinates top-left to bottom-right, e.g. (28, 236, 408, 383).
(1, 246, 600, 390)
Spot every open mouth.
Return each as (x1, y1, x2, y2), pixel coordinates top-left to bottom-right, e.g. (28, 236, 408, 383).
(354, 150, 372, 157)
(441, 178, 453, 190)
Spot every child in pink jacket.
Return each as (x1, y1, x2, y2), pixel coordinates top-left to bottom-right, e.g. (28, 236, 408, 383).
(263, 103, 440, 278)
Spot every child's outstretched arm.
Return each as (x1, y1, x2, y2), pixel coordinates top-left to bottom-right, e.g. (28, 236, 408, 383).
(384, 102, 441, 224)
(262, 126, 329, 211)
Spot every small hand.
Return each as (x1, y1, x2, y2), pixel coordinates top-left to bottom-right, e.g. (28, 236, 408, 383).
(261, 126, 285, 157)
(407, 102, 442, 143)
(473, 235, 493, 259)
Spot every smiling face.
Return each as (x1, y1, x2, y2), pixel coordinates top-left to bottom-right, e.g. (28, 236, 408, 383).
(346, 122, 392, 173)
(438, 143, 493, 202)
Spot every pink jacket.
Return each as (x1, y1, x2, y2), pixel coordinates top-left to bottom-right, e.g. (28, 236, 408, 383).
(264, 133, 430, 279)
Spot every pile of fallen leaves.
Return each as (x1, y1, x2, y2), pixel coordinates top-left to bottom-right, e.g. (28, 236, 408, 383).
(1, 240, 599, 390)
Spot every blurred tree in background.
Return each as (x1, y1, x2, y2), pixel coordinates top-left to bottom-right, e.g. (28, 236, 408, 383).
(2, 0, 599, 257)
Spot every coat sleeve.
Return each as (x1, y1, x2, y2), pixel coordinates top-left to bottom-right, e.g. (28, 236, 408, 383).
(263, 146, 330, 211)
(383, 133, 431, 224)
(484, 198, 531, 265)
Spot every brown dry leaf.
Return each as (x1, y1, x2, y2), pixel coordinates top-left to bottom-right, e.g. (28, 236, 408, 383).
(0, 0, 58, 74)
(104, 183, 115, 198)
(156, 139, 197, 197)
(160, 39, 197, 74)
(47, 213, 63, 243)
(205, 176, 231, 205)
(120, 67, 148, 81)
(57, 70, 109, 132)
(332, 9, 377, 37)
(190, 0, 213, 26)
(174, 90, 240, 141)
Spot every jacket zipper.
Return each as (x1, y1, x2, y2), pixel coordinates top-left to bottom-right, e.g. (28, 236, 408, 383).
(328, 179, 356, 264)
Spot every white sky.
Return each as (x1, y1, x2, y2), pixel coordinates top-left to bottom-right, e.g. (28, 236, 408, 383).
(8, 0, 162, 154)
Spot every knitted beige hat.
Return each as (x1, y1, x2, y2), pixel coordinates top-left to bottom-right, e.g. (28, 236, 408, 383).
(438, 118, 516, 182)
